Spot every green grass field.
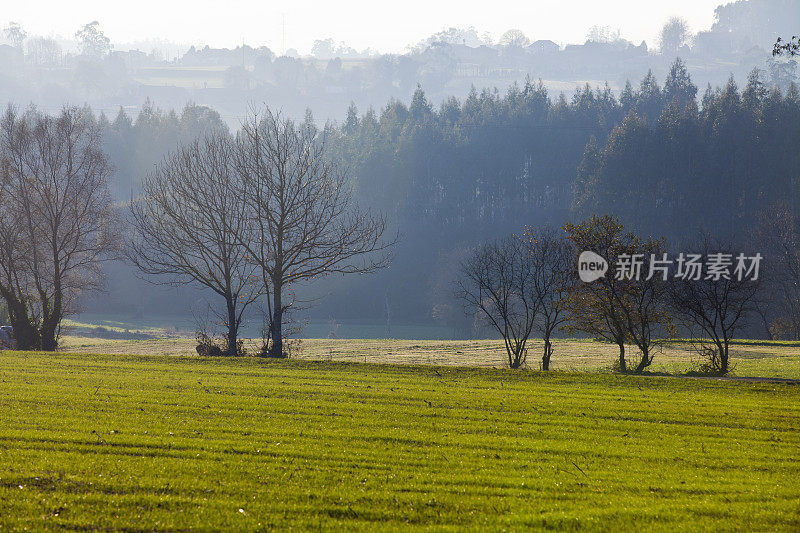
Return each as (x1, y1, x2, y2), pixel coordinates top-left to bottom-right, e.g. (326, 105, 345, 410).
(1, 350, 799, 530)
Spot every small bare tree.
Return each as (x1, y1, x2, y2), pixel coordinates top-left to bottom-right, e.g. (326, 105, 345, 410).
(524, 225, 574, 371)
(233, 108, 393, 357)
(0, 105, 118, 350)
(563, 216, 672, 373)
(668, 234, 760, 375)
(563, 216, 633, 372)
(751, 202, 800, 339)
(457, 237, 537, 369)
(129, 133, 261, 356)
(616, 238, 674, 373)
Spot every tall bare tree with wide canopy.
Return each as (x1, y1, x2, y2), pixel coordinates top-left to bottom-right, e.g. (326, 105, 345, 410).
(233, 108, 393, 357)
(0, 105, 118, 350)
(129, 132, 261, 356)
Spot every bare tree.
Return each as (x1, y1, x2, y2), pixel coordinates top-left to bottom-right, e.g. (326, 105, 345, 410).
(0, 160, 40, 349)
(233, 108, 393, 357)
(75, 21, 111, 59)
(3, 22, 27, 49)
(0, 105, 119, 350)
(616, 238, 674, 373)
(659, 17, 691, 56)
(457, 237, 537, 369)
(587, 25, 621, 44)
(753, 202, 800, 339)
(564, 216, 672, 373)
(563, 216, 633, 372)
(498, 29, 531, 48)
(129, 132, 260, 356)
(668, 234, 761, 375)
(524, 225, 574, 371)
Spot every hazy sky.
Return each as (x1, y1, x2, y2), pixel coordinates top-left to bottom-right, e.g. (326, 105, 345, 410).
(4, 0, 726, 54)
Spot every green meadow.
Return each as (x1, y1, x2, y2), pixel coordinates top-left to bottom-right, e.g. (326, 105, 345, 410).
(1, 350, 799, 530)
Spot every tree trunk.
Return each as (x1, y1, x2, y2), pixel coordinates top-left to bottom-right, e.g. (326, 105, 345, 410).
(40, 299, 61, 351)
(39, 270, 62, 351)
(634, 346, 650, 374)
(503, 341, 514, 368)
(720, 341, 729, 374)
(226, 297, 238, 357)
(269, 286, 283, 357)
(10, 315, 39, 350)
(2, 290, 39, 350)
(507, 340, 524, 369)
(40, 319, 59, 351)
(510, 350, 522, 369)
(618, 342, 626, 373)
(542, 338, 552, 371)
(39, 308, 61, 351)
(11, 319, 39, 350)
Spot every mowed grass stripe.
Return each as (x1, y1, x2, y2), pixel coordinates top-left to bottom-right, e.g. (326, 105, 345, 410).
(0, 351, 798, 531)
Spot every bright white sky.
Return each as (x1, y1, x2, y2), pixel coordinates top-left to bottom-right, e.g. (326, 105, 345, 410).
(3, 0, 725, 55)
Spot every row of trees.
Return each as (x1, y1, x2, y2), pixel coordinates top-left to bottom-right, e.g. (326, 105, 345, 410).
(327, 61, 798, 328)
(129, 109, 393, 356)
(0, 104, 781, 369)
(3, 61, 797, 347)
(458, 216, 760, 374)
(4, 21, 112, 59)
(27, 61, 796, 335)
(0, 105, 393, 355)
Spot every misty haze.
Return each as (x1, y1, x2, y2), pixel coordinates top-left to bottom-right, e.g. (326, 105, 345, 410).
(0, 0, 799, 530)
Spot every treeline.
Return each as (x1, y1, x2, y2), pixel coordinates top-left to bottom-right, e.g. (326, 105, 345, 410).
(326, 60, 800, 330)
(335, 60, 799, 240)
(3, 60, 798, 340)
(100, 101, 228, 199)
(3, 0, 794, 126)
(574, 68, 800, 240)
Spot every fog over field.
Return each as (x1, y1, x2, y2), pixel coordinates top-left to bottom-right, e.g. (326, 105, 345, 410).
(0, 0, 798, 342)
(0, 0, 794, 122)
(2, 2, 800, 530)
